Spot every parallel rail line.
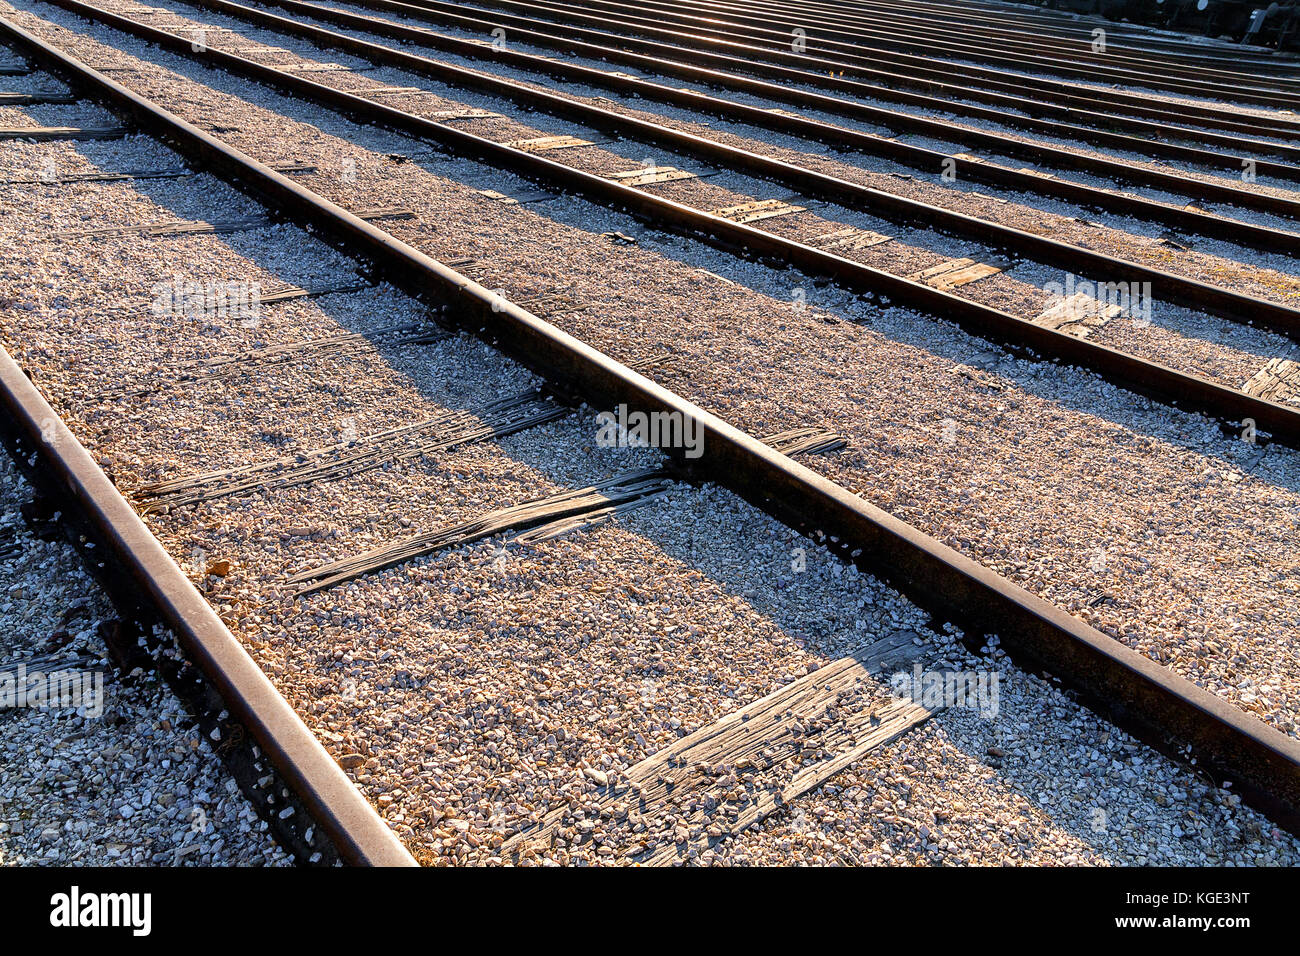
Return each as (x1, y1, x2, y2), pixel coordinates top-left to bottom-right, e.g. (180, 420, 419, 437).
(4, 5, 1300, 849)
(46, 0, 1300, 449)
(405, 0, 1300, 135)
(655, 0, 1300, 79)
(416, 0, 1300, 156)
(172, 0, 1300, 342)
(468, 0, 1300, 139)
(612, 0, 1300, 101)
(242, 0, 1300, 259)
(792, 0, 1298, 65)
(327, 0, 1300, 220)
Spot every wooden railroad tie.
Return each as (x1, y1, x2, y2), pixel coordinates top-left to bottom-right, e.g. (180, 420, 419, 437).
(57, 205, 412, 239)
(502, 134, 596, 152)
(362, 86, 431, 98)
(1242, 358, 1300, 403)
(812, 226, 894, 253)
(907, 257, 1005, 291)
(0, 91, 76, 105)
(710, 198, 807, 224)
(287, 428, 842, 593)
(3, 165, 186, 185)
(3, 161, 311, 187)
(443, 255, 493, 280)
(0, 126, 129, 141)
(1033, 291, 1124, 338)
(279, 62, 363, 74)
(224, 45, 290, 55)
(608, 165, 700, 187)
(503, 630, 938, 865)
(475, 188, 558, 205)
(426, 108, 501, 122)
(138, 386, 557, 513)
(514, 286, 587, 317)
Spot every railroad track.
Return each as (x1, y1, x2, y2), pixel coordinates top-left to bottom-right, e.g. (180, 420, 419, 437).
(327, 0, 1300, 204)
(33, 0, 1300, 444)
(615, 0, 1300, 100)
(2, 0, 1300, 866)
(348, 0, 1300, 108)
(281, 0, 1300, 245)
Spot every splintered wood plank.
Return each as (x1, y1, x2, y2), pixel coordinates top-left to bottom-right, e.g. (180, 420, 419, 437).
(608, 166, 699, 186)
(0, 651, 105, 681)
(812, 227, 894, 252)
(711, 198, 806, 223)
(908, 257, 1004, 291)
(59, 216, 273, 239)
(0, 92, 76, 105)
(426, 108, 502, 121)
(2, 165, 189, 185)
(0, 126, 128, 141)
(254, 280, 371, 305)
(514, 287, 586, 316)
(1034, 291, 1123, 337)
(503, 631, 935, 865)
(1242, 358, 1300, 403)
(475, 188, 557, 205)
(352, 205, 414, 218)
(362, 86, 430, 97)
(279, 62, 360, 73)
(59, 206, 410, 239)
(502, 134, 595, 152)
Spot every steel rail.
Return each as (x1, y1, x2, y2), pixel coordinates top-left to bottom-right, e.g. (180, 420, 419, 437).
(768, 0, 1299, 64)
(646, 0, 1300, 93)
(0, 350, 418, 868)
(488, 0, 1300, 138)
(724, 0, 1300, 63)
(366, 0, 1300, 162)
(181, 0, 1300, 341)
(361, 0, 1300, 125)
(40, 0, 1300, 448)
(5, 8, 1300, 839)
(329, 0, 1300, 141)
(256, 0, 1300, 258)
(825, 0, 1283, 48)
(722, 0, 1300, 76)
(333, 0, 1300, 217)
(396, 0, 1300, 106)
(0, 308, 415, 865)
(672, 0, 1300, 80)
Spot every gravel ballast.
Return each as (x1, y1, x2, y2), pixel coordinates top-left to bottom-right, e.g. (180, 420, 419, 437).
(2, 0, 1299, 866)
